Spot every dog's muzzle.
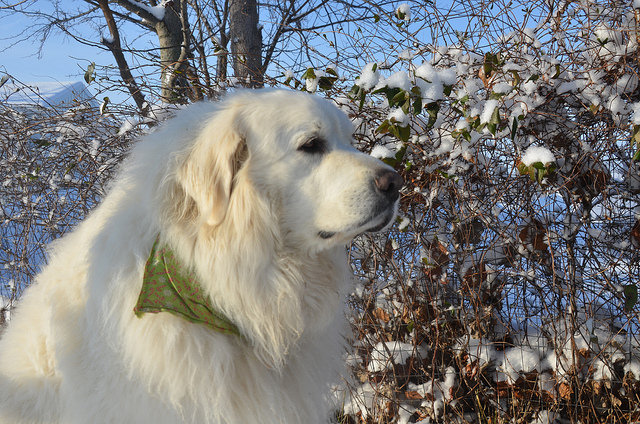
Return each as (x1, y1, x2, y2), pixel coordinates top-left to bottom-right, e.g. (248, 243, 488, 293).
(363, 168, 403, 233)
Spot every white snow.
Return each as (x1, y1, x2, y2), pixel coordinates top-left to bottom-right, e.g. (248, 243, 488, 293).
(370, 144, 394, 159)
(284, 69, 294, 80)
(415, 63, 457, 102)
(129, 0, 166, 21)
(368, 341, 426, 372)
(398, 49, 414, 60)
(522, 146, 555, 165)
(387, 108, 409, 126)
(117, 118, 136, 136)
(381, 71, 411, 91)
(396, 3, 411, 21)
(356, 63, 380, 90)
(480, 99, 499, 124)
(2, 81, 96, 108)
(493, 82, 513, 94)
(631, 102, 640, 125)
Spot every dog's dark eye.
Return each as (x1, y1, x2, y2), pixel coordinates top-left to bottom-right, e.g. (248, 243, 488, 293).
(298, 137, 326, 154)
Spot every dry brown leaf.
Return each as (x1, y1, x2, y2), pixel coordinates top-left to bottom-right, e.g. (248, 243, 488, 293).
(405, 390, 423, 400)
(631, 220, 640, 248)
(559, 382, 573, 401)
(373, 307, 390, 323)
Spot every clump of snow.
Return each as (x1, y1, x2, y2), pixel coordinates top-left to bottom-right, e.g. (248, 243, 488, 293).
(398, 216, 410, 231)
(305, 69, 325, 92)
(342, 382, 378, 419)
(370, 144, 394, 159)
(388, 108, 409, 126)
(381, 71, 411, 91)
(624, 361, 640, 378)
(368, 341, 426, 372)
(493, 82, 513, 94)
(415, 63, 457, 102)
(396, 3, 411, 21)
(407, 367, 456, 417)
(631, 102, 640, 125)
(283, 69, 294, 81)
(615, 74, 639, 94)
(522, 146, 555, 165)
(117, 118, 136, 136)
(480, 100, 499, 124)
(496, 346, 541, 383)
(356, 63, 380, 91)
(398, 49, 414, 60)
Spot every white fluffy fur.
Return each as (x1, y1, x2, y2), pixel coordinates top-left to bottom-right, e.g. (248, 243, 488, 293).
(0, 89, 399, 424)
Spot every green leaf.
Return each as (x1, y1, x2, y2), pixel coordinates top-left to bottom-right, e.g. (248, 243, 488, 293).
(32, 139, 51, 147)
(376, 120, 391, 135)
(318, 76, 335, 90)
(407, 320, 415, 333)
(624, 284, 638, 312)
(301, 68, 316, 80)
(517, 162, 529, 175)
(372, 86, 397, 102)
(412, 96, 422, 115)
(397, 125, 410, 143)
(632, 125, 640, 148)
(510, 70, 521, 86)
(395, 144, 407, 161)
(426, 102, 440, 128)
(325, 67, 338, 78)
(100, 97, 110, 115)
(84, 62, 96, 85)
(633, 149, 640, 162)
(457, 94, 469, 104)
(373, 14, 380, 22)
(482, 53, 501, 79)
(389, 124, 410, 143)
(510, 117, 518, 140)
(488, 107, 500, 135)
(348, 84, 366, 110)
(532, 161, 546, 170)
(391, 89, 409, 108)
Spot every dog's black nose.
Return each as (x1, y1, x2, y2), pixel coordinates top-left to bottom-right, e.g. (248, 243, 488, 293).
(374, 169, 403, 201)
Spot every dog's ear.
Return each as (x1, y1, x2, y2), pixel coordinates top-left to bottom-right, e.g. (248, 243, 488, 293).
(177, 105, 247, 227)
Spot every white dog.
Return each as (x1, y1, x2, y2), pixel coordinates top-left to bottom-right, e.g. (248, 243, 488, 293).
(0, 89, 402, 424)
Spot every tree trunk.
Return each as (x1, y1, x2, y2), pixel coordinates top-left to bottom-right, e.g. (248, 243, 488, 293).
(229, 0, 263, 87)
(155, 1, 190, 102)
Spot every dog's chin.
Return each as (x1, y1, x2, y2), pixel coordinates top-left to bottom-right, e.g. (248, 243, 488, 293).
(317, 204, 398, 241)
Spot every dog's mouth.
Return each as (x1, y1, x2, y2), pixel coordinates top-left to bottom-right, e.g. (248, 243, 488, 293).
(317, 202, 398, 240)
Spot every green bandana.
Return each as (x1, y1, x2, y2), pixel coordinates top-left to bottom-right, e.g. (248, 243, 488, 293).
(134, 236, 240, 336)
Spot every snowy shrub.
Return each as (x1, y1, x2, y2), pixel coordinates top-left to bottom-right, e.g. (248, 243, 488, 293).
(2, 0, 640, 422)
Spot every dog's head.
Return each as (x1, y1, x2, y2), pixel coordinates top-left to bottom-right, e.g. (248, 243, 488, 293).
(174, 89, 402, 250)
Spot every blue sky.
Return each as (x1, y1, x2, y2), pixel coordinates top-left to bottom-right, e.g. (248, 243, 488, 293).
(0, 7, 106, 84)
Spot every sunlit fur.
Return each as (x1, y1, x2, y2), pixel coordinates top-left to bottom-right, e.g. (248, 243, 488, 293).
(0, 89, 399, 424)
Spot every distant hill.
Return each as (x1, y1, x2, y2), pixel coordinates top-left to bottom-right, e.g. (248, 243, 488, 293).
(1, 81, 97, 109)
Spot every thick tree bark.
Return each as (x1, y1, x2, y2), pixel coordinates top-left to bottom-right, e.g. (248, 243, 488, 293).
(229, 0, 263, 87)
(155, 1, 191, 102)
(111, 0, 191, 103)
